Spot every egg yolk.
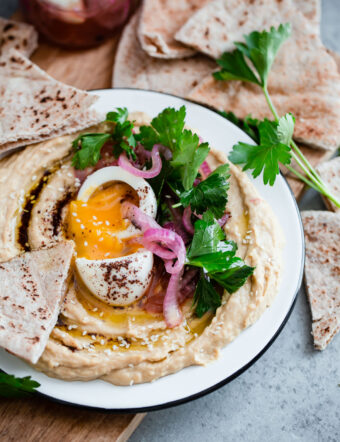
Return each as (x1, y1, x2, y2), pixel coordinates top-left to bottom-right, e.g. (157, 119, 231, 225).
(68, 182, 141, 260)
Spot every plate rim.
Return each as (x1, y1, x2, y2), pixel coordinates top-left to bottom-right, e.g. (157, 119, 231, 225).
(1, 87, 305, 413)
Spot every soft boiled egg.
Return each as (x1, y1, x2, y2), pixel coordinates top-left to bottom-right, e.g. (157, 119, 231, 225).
(68, 166, 157, 306)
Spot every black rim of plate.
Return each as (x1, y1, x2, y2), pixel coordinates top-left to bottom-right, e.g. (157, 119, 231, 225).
(3, 88, 305, 414)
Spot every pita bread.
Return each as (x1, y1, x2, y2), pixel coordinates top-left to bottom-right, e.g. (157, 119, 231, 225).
(0, 241, 74, 364)
(138, 0, 210, 59)
(0, 18, 38, 58)
(113, 13, 216, 96)
(301, 211, 340, 350)
(186, 0, 340, 151)
(176, 0, 319, 58)
(316, 157, 340, 213)
(295, 0, 320, 28)
(0, 50, 101, 154)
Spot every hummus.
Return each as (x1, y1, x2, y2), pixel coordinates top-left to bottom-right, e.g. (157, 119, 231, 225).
(0, 116, 284, 386)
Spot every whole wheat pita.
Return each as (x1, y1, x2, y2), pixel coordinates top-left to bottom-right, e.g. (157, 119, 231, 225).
(0, 18, 38, 58)
(316, 157, 340, 213)
(185, 0, 340, 151)
(301, 211, 340, 350)
(0, 50, 101, 153)
(138, 0, 210, 59)
(0, 241, 74, 364)
(113, 12, 216, 96)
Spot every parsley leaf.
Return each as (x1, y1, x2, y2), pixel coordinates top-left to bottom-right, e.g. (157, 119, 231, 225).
(187, 212, 226, 258)
(193, 274, 222, 318)
(220, 111, 260, 143)
(72, 133, 111, 170)
(171, 130, 210, 190)
(0, 373, 40, 398)
(187, 214, 254, 317)
(214, 49, 261, 84)
(180, 164, 230, 218)
(107, 108, 137, 160)
(106, 107, 129, 125)
(214, 23, 291, 88)
(229, 117, 292, 185)
(136, 106, 186, 152)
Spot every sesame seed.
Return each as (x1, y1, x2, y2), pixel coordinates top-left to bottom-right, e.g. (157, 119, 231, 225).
(97, 221, 103, 225)
(105, 252, 110, 257)
(105, 221, 110, 226)
(92, 307, 98, 312)
(100, 339, 105, 345)
(99, 237, 104, 242)
(80, 224, 85, 229)
(84, 241, 88, 246)
(129, 380, 134, 386)
(93, 215, 97, 220)
(82, 331, 87, 336)
(128, 364, 134, 368)
(32, 175, 37, 181)
(76, 219, 81, 223)
(72, 212, 77, 216)
(91, 335, 96, 340)
(99, 312, 104, 317)
(82, 203, 87, 207)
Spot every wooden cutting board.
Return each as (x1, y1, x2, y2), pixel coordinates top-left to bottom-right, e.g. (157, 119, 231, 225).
(1, 10, 336, 441)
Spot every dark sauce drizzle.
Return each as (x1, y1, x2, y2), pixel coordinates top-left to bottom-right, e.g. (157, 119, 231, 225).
(18, 170, 51, 251)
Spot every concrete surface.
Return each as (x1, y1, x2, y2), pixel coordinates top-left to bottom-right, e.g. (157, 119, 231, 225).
(0, 1, 339, 441)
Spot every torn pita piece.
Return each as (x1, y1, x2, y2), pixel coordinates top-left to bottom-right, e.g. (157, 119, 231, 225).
(0, 241, 74, 364)
(316, 157, 340, 213)
(182, 0, 340, 151)
(138, 0, 210, 59)
(302, 211, 340, 350)
(113, 13, 216, 96)
(0, 49, 101, 154)
(0, 17, 38, 58)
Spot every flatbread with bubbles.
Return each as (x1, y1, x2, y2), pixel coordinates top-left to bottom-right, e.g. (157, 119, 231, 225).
(0, 241, 74, 364)
(301, 211, 340, 350)
(0, 17, 38, 58)
(0, 50, 101, 154)
(185, 0, 340, 151)
(113, 12, 216, 96)
(138, 0, 210, 59)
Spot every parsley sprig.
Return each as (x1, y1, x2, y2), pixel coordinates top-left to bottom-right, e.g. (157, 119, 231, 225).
(188, 213, 254, 317)
(72, 107, 137, 170)
(215, 24, 340, 208)
(0, 372, 40, 398)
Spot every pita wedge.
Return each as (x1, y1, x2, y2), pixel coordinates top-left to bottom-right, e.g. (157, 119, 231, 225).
(138, 0, 210, 59)
(0, 18, 38, 58)
(0, 49, 101, 154)
(186, 0, 340, 151)
(316, 157, 340, 213)
(113, 12, 216, 96)
(0, 241, 74, 364)
(301, 211, 340, 350)
(176, 0, 319, 58)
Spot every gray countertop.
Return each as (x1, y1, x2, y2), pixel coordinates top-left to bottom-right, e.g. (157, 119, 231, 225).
(1, 1, 339, 441)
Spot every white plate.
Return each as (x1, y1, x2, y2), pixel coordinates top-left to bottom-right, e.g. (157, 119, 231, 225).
(0, 89, 304, 411)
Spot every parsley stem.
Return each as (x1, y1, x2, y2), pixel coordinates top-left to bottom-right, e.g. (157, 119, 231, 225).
(263, 86, 280, 121)
(263, 86, 340, 208)
(172, 202, 182, 208)
(285, 164, 319, 192)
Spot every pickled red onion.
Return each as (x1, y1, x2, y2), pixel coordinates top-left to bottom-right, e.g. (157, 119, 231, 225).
(163, 271, 183, 328)
(182, 206, 194, 235)
(118, 144, 171, 178)
(200, 160, 211, 179)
